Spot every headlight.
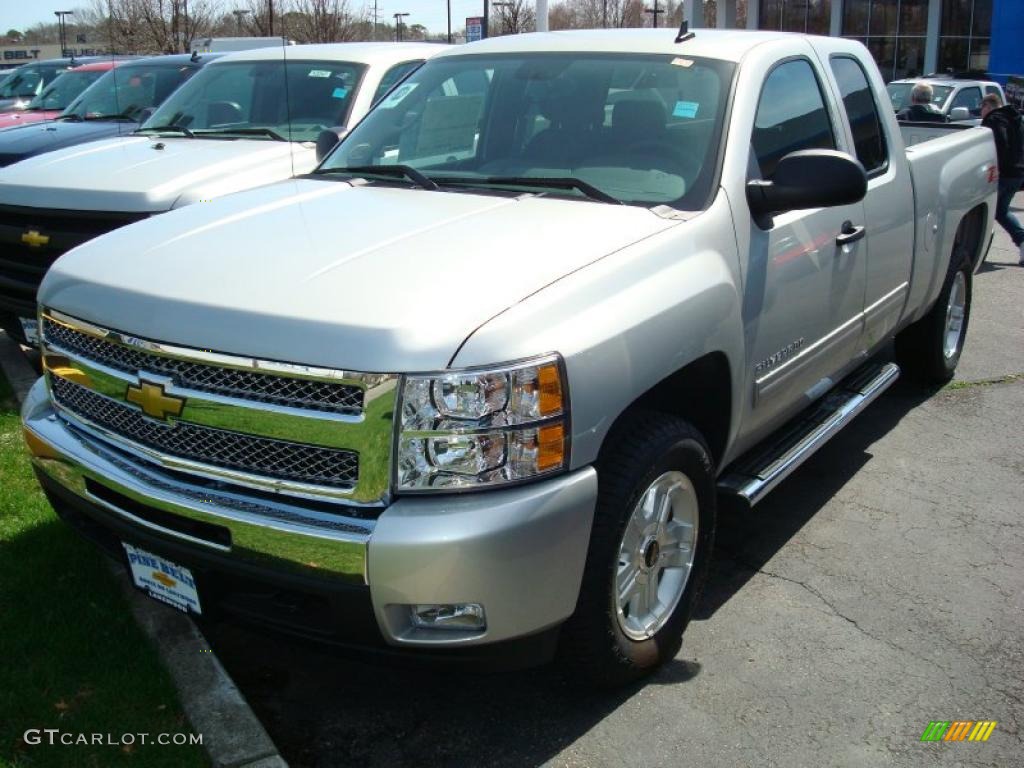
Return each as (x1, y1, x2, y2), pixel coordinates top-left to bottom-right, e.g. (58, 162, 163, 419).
(396, 355, 568, 491)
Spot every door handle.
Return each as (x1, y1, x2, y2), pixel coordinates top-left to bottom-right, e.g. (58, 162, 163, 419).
(836, 221, 866, 246)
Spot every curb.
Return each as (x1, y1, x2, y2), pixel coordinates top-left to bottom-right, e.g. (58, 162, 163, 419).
(0, 332, 288, 768)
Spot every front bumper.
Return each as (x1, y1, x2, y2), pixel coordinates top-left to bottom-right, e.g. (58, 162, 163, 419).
(22, 378, 597, 654)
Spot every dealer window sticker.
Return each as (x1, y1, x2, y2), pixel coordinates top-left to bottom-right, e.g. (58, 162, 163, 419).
(308, 69, 332, 78)
(378, 82, 418, 108)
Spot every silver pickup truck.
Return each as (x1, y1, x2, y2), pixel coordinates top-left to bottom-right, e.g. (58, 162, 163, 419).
(21, 29, 996, 685)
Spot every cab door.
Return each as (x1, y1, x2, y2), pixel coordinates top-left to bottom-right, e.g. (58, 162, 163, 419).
(742, 56, 868, 437)
(821, 47, 915, 350)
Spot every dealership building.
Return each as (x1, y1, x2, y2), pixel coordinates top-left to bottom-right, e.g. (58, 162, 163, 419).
(687, 0, 1022, 83)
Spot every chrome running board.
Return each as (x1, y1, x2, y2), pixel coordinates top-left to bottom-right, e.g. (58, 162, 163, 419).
(718, 362, 900, 509)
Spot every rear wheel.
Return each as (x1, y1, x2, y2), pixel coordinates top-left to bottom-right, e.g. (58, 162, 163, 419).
(896, 223, 974, 385)
(559, 411, 715, 687)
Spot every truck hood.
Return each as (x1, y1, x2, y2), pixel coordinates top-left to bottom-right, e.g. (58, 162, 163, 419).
(0, 135, 315, 212)
(41, 178, 679, 371)
(0, 119, 129, 166)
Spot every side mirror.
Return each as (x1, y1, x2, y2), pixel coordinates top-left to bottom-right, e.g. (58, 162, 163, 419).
(746, 149, 867, 225)
(949, 106, 971, 121)
(315, 127, 346, 162)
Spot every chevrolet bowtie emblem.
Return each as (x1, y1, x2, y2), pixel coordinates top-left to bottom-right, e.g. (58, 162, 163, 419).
(21, 229, 49, 248)
(126, 381, 185, 421)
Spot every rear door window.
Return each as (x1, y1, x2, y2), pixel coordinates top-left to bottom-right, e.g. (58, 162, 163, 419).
(830, 56, 887, 175)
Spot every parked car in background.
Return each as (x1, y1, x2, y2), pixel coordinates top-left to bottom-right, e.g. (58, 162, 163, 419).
(21, 29, 995, 685)
(0, 58, 120, 112)
(0, 42, 441, 343)
(887, 75, 1006, 121)
(0, 61, 121, 131)
(0, 53, 221, 168)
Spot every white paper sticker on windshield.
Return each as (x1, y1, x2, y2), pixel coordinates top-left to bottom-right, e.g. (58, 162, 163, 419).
(672, 57, 694, 68)
(308, 69, 332, 78)
(378, 82, 418, 108)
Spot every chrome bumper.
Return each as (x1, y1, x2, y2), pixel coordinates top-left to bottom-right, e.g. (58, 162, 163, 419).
(23, 378, 597, 647)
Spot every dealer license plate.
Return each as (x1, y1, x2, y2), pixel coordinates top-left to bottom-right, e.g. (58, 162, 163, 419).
(18, 316, 39, 345)
(122, 543, 202, 615)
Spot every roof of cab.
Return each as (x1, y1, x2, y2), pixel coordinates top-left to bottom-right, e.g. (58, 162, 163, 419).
(66, 60, 123, 72)
(433, 28, 799, 63)
(121, 52, 223, 66)
(214, 42, 445, 66)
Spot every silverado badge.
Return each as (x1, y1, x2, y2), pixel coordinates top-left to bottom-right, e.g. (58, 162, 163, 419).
(21, 229, 50, 248)
(126, 381, 185, 421)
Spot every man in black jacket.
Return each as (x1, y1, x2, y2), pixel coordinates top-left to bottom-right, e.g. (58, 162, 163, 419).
(896, 83, 946, 122)
(981, 94, 1024, 265)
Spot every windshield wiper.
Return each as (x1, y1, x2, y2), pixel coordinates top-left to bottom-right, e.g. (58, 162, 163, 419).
(193, 127, 287, 141)
(83, 112, 137, 122)
(137, 124, 194, 137)
(433, 176, 621, 205)
(315, 164, 440, 191)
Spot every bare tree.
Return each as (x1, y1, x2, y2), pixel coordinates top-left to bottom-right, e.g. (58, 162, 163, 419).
(244, 0, 285, 36)
(490, 0, 536, 35)
(89, 0, 220, 53)
(290, 0, 364, 42)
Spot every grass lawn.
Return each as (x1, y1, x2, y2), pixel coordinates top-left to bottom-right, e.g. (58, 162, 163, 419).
(0, 372, 207, 768)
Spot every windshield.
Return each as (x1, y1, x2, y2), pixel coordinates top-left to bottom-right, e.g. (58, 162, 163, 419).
(141, 59, 366, 141)
(323, 52, 734, 208)
(0, 66, 63, 99)
(27, 69, 105, 111)
(63, 62, 197, 120)
(886, 82, 953, 111)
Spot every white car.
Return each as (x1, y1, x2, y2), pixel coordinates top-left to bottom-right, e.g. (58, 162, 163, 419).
(0, 42, 442, 342)
(887, 75, 1005, 121)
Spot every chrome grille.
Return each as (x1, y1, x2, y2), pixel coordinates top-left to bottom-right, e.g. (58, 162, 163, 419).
(43, 317, 364, 415)
(51, 377, 359, 489)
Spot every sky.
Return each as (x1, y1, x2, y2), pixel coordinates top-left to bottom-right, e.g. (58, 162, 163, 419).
(0, 0, 499, 39)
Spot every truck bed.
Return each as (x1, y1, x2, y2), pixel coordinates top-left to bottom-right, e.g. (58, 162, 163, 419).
(902, 123, 996, 320)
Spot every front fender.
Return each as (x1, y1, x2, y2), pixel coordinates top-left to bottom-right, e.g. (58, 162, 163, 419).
(452, 196, 745, 470)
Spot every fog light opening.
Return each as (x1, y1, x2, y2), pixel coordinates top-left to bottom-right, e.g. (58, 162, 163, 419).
(409, 603, 486, 632)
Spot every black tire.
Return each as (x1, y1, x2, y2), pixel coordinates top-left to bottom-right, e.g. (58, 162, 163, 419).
(559, 410, 716, 688)
(895, 224, 974, 386)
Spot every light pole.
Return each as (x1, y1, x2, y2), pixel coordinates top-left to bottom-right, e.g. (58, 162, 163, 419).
(54, 11, 74, 57)
(232, 9, 250, 35)
(447, 0, 452, 44)
(492, 1, 510, 34)
(393, 12, 409, 41)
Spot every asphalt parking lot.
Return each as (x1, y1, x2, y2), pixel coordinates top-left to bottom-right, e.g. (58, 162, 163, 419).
(206, 213, 1024, 767)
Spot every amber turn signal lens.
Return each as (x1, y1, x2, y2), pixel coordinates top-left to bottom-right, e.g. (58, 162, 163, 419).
(537, 423, 565, 471)
(538, 364, 563, 417)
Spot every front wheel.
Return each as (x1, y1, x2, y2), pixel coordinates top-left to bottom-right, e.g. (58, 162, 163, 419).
(559, 411, 716, 687)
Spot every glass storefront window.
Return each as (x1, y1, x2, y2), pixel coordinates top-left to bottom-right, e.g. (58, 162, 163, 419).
(938, 0, 991, 73)
(759, 0, 831, 34)
(841, 0, 928, 81)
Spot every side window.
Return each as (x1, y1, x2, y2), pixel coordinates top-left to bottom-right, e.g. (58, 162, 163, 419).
(952, 86, 982, 115)
(830, 56, 887, 175)
(372, 60, 421, 105)
(752, 59, 836, 178)
(984, 85, 1001, 97)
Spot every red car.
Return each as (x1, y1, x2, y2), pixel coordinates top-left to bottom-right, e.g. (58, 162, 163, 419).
(0, 61, 122, 130)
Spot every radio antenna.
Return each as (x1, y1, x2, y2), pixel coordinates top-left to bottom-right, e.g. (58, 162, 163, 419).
(675, 19, 694, 44)
(281, 33, 296, 179)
